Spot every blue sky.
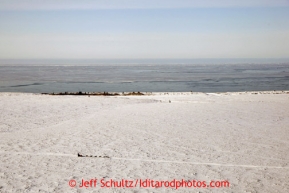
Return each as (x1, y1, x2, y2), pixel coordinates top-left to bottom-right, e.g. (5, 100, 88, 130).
(0, 0, 289, 59)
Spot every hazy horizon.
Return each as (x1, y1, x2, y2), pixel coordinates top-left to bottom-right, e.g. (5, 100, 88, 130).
(0, 0, 289, 60)
(1, 58, 289, 66)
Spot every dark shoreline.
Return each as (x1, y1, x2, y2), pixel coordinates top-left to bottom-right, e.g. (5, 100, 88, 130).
(40, 90, 289, 96)
(42, 91, 146, 96)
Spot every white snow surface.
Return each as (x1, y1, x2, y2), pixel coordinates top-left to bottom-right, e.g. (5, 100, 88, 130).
(0, 91, 289, 192)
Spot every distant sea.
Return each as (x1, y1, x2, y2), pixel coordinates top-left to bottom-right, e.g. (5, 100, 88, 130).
(0, 59, 288, 93)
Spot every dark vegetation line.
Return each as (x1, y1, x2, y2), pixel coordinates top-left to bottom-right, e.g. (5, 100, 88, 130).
(42, 91, 146, 96)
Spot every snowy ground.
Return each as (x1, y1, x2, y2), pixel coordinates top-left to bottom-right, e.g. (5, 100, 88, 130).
(0, 91, 289, 192)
